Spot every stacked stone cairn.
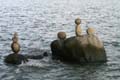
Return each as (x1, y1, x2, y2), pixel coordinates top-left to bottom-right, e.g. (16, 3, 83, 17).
(51, 18, 107, 63)
(4, 32, 28, 65)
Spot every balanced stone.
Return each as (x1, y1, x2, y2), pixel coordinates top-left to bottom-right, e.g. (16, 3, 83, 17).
(57, 32, 66, 40)
(11, 32, 20, 54)
(4, 32, 28, 65)
(5, 32, 49, 65)
(50, 18, 107, 63)
(86, 27, 95, 35)
(51, 32, 67, 60)
(75, 18, 82, 37)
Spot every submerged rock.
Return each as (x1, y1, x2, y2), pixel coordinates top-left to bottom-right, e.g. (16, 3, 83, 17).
(51, 34, 107, 63)
(25, 52, 48, 59)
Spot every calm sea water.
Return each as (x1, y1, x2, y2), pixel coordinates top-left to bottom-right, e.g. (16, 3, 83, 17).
(0, 0, 120, 80)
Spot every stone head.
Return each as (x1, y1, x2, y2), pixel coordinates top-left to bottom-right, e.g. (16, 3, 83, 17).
(57, 32, 66, 40)
(75, 18, 81, 25)
(12, 32, 19, 43)
(86, 27, 95, 35)
(14, 32, 18, 37)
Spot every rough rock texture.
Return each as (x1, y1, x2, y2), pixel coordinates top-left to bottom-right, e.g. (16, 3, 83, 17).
(51, 35, 107, 63)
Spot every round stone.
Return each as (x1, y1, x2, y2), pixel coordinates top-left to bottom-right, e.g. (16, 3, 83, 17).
(87, 27, 95, 35)
(75, 18, 81, 25)
(57, 32, 66, 40)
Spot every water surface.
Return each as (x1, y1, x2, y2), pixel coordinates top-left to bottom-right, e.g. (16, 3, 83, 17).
(0, 0, 120, 80)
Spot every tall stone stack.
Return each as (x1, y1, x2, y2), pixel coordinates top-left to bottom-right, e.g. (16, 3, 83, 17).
(50, 18, 107, 63)
(11, 32, 20, 54)
(4, 32, 28, 65)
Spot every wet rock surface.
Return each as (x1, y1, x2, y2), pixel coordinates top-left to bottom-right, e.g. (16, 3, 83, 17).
(4, 53, 28, 65)
(51, 34, 107, 63)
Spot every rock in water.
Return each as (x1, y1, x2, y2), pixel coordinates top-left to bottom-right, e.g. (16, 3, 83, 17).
(50, 40, 65, 60)
(51, 32, 68, 60)
(4, 32, 28, 65)
(51, 35, 107, 63)
(4, 53, 28, 65)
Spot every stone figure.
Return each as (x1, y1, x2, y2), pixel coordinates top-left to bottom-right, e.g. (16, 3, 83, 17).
(51, 18, 107, 63)
(75, 18, 82, 37)
(4, 32, 28, 65)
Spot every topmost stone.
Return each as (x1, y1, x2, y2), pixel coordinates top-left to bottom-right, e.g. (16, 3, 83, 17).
(75, 18, 81, 25)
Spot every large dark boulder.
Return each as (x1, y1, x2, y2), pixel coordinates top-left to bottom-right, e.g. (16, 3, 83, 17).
(50, 35, 107, 63)
(50, 40, 67, 60)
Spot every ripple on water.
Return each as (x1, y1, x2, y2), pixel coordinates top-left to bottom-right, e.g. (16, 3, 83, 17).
(0, 0, 120, 80)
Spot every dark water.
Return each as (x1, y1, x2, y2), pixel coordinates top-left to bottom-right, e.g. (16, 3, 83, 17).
(0, 0, 120, 80)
